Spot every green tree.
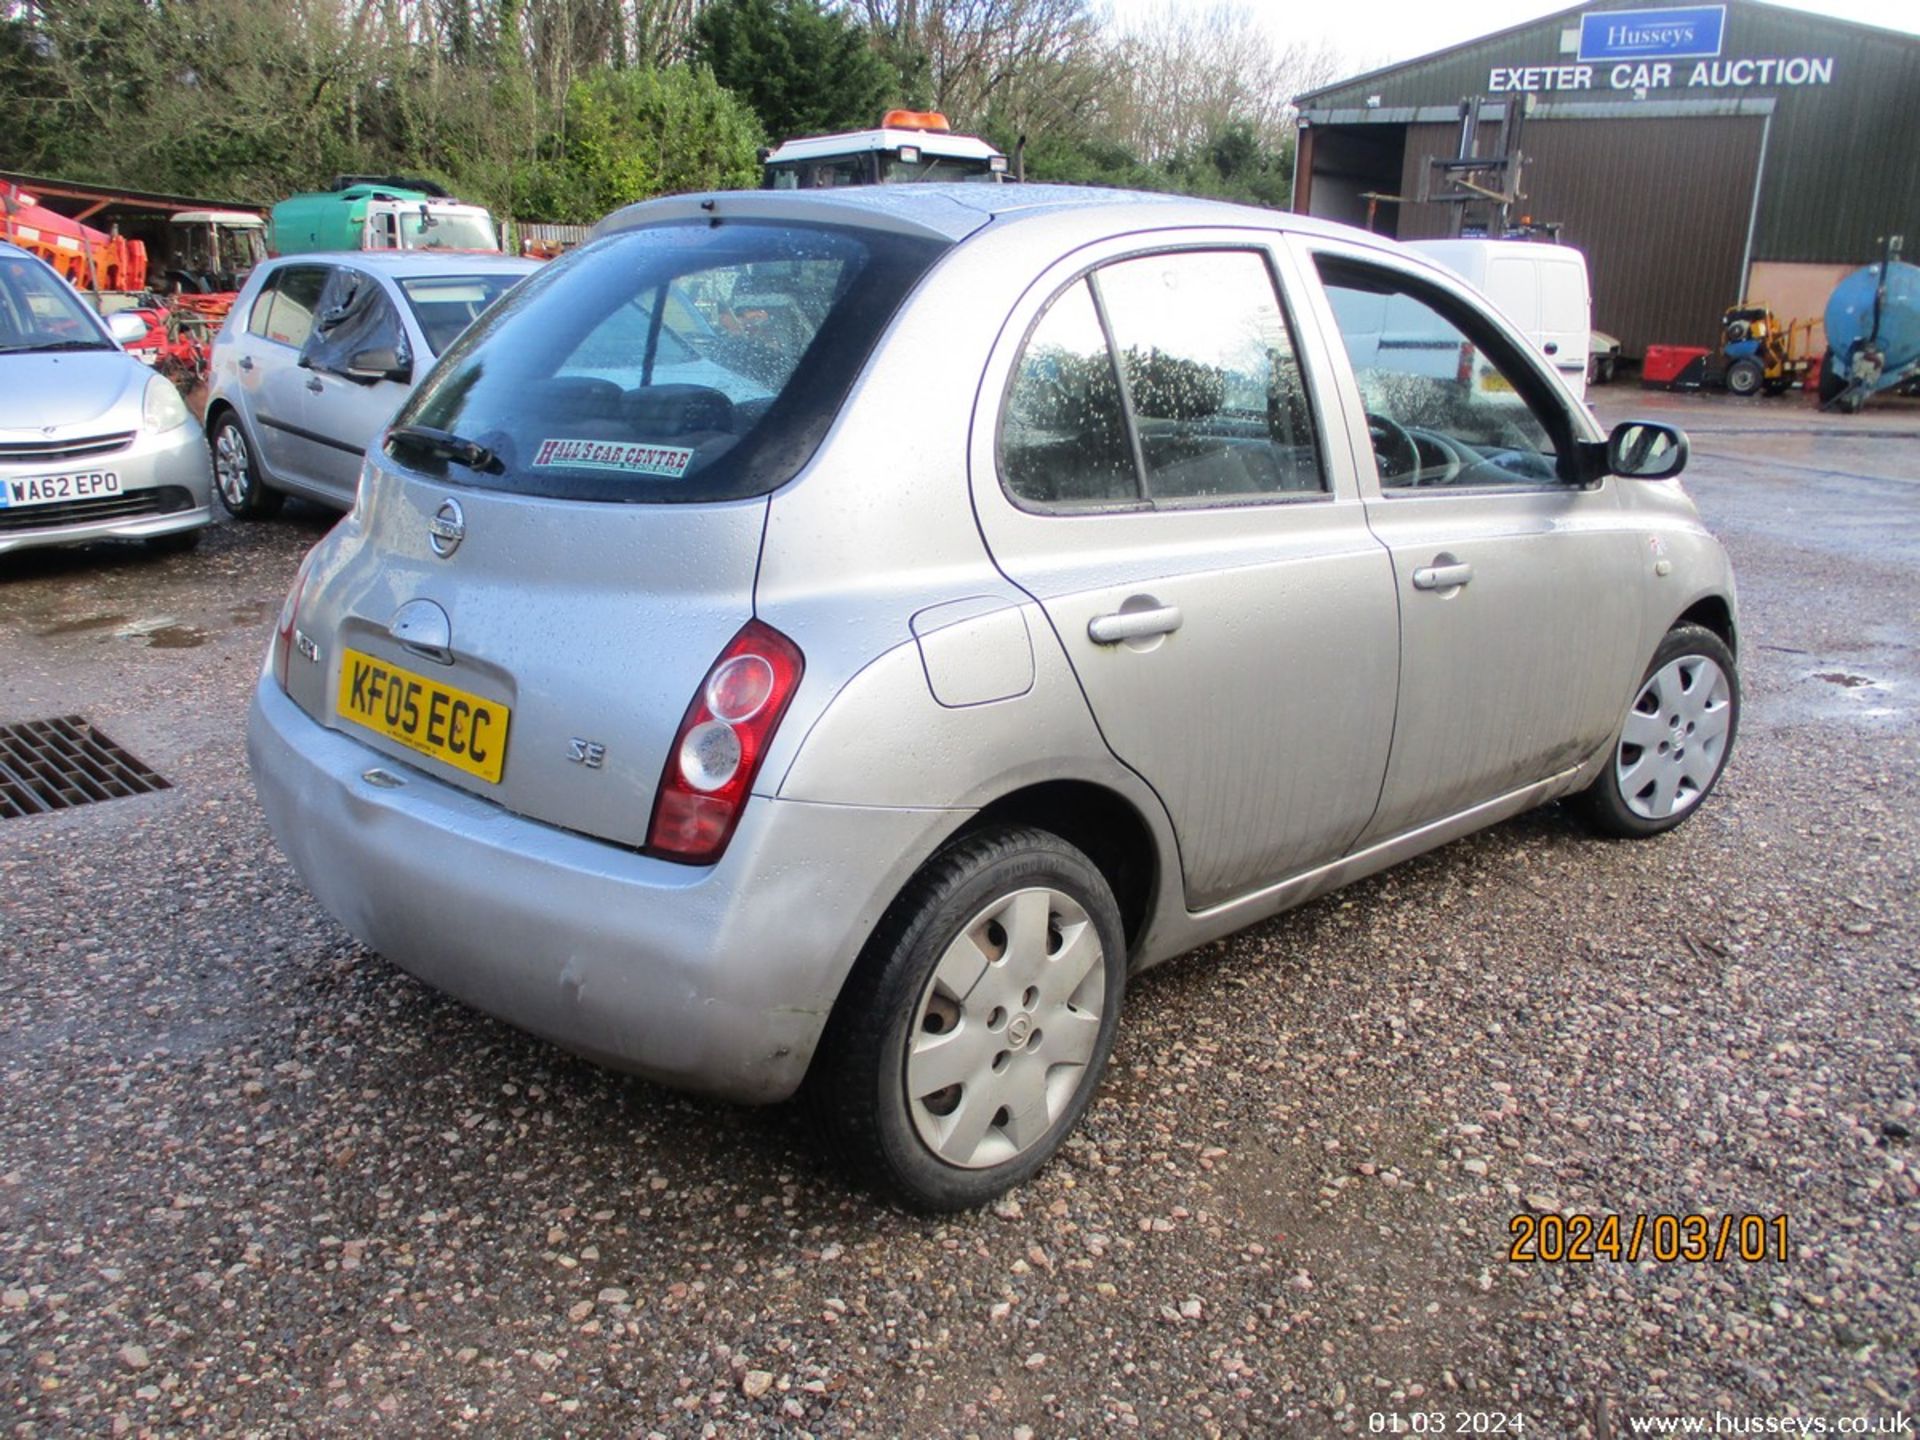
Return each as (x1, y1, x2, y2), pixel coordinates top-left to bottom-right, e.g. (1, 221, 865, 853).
(524, 65, 763, 221)
(690, 0, 899, 142)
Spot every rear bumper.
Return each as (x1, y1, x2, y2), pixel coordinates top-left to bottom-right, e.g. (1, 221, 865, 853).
(0, 422, 212, 555)
(247, 675, 963, 1102)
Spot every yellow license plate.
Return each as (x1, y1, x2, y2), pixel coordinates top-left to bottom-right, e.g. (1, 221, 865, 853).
(337, 648, 510, 784)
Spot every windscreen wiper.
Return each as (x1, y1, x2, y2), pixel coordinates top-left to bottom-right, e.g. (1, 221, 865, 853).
(385, 424, 500, 472)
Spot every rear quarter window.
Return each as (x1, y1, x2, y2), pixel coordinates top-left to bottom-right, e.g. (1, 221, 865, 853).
(393, 220, 948, 503)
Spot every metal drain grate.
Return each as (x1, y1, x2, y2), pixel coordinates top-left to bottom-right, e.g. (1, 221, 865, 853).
(0, 716, 170, 819)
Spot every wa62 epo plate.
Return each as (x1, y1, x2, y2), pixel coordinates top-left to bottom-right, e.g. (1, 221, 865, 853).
(0, 471, 122, 508)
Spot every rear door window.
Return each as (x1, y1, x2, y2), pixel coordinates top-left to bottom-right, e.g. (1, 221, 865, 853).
(394, 220, 947, 503)
(997, 247, 1324, 512)
(1000, 279, 1138, 508)
(259, 266, 330, 349)
(1098, 250, 1322, 504)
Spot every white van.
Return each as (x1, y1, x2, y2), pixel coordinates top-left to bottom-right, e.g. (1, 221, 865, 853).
(1409, 240, 1593, 400)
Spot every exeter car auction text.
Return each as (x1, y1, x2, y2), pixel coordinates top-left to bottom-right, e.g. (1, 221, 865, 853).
(1489, 56, 1834, 91)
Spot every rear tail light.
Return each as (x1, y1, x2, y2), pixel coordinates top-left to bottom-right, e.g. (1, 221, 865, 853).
(647, 620, 804, 864)
(270, 547, 319, 692)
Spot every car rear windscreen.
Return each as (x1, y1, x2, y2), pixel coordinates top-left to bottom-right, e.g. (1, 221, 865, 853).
(392, 219, 948, 503)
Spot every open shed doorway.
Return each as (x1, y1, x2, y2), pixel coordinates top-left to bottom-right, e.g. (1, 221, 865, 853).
(1297, 124, 1407, 237)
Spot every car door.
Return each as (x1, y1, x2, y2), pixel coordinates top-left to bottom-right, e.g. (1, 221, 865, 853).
(1290, 237, 1647, 847)
(971, 234, 1400, 911)
(1535, 252, 1593, 398)
(294, 265, 418, 503)
(246, 262, 334, 492)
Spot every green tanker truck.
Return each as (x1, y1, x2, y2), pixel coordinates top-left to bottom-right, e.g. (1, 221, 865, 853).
(269, 176, 501, 256)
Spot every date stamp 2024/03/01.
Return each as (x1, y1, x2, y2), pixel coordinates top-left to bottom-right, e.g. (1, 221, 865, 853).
(1507, 1212, 1789, 1264)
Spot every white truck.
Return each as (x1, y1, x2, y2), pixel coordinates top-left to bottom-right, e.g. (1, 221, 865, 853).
(1410, 239, 1598, 399)
(761, 111, 1009, 190)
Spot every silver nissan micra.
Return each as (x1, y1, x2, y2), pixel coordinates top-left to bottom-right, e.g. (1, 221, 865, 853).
(248, 186, 1738, 1209)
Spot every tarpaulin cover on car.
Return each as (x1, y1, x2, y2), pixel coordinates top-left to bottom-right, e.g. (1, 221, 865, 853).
(301, 267, 412, 378)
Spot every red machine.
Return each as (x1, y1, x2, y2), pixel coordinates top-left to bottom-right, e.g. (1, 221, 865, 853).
(0, 180, 148, 291)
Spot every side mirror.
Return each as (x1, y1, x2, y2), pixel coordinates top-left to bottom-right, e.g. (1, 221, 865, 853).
(105, 311, 149, 345)
(1607, 420, 1689, 480)
(346, 345, 410, 385)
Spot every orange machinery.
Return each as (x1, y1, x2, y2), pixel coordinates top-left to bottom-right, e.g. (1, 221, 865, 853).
(0, 179, 148, 291)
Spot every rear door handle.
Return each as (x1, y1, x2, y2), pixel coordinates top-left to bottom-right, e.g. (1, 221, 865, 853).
(306, 376, 325, 394)
(1088, 604, 1183, 644)
(1412, 562, 1474, 591)
(237, 356, 254, 372)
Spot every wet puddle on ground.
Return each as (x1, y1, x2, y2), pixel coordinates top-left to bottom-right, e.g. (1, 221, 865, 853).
(33, 599, 270, 649)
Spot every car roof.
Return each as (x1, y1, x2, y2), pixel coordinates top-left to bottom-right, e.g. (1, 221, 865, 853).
(598, 183, 1378, 250)
(263, 251, 541, 278)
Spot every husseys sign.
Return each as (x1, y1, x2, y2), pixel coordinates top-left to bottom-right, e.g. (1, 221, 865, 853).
(1487, 5, 1836, 93)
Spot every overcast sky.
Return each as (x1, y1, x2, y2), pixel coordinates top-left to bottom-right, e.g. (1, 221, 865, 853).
(1111, 0, 1920, 77)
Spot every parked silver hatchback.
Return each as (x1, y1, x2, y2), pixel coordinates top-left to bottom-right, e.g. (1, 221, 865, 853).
(248, 187, 1739, 1209)
(203, 251, 538, 516)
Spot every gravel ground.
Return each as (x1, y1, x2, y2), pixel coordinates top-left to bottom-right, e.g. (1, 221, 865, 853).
(2, 394, 1916, 1437)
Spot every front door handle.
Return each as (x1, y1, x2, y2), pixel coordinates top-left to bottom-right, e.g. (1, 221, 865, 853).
(1412, 561, 1474, 591)
(1088, 604, 1183, 645)
(306, 376, 325, 394)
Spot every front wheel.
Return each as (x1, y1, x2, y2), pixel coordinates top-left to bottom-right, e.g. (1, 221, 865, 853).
(209, 412, 283, 519)
(808, 825, 1126, 1211)
(1578, 624, 1739, 838)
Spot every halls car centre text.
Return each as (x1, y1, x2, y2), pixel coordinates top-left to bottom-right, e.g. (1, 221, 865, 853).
(1292, 0, 1920, 359)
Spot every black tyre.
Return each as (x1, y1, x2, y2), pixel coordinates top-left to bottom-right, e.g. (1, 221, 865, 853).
(144, 527, 202, 555)
(808, 825, 1127, 1211)
(1725, 357, 1765, 397)
(1578, 624, 1739, 839)
(1818, 349, 1846, 405)
(209, 412, 283, 519)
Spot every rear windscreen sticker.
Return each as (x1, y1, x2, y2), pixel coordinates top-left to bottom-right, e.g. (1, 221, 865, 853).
(531, 438, 694, 478)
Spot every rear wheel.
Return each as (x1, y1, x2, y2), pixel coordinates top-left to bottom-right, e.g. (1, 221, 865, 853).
(808, 825, 1126, 1211)
(1579, 624, 1738, 838)
(1725, 357, 1765, 397)
(209, 412, 283, 519)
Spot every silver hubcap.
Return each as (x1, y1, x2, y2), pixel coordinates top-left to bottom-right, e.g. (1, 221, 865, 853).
(214, 425, 251, 507)
(906, 887, 1106, 1170)
(1616, 654, 1732, 820)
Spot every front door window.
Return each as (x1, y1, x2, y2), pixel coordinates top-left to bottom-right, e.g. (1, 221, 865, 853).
(1317, 259, 1567, 490)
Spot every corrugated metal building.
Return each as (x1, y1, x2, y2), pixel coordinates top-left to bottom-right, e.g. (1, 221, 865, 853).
(1292, 0, 1920, 356)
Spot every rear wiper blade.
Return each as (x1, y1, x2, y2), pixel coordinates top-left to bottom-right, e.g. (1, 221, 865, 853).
(385, 424, 500, 472)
